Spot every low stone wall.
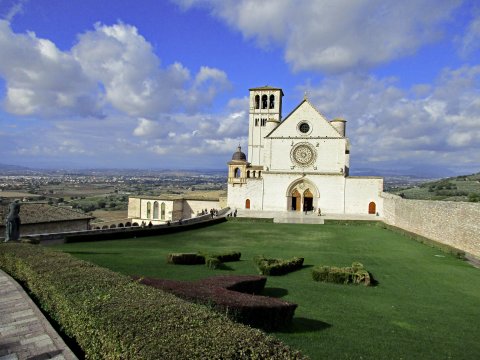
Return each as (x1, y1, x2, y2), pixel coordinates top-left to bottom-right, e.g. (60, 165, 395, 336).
(18, 208, 230, 244)
(382, 193, 480, 258)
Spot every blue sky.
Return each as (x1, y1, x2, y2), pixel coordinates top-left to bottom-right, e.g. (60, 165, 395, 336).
(0, 0, 479, 176)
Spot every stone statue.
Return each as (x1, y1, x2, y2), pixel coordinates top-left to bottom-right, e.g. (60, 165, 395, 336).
(5, 201, 21, 242)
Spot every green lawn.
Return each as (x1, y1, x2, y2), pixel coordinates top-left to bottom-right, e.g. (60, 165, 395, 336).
(52, 221, 480, 359)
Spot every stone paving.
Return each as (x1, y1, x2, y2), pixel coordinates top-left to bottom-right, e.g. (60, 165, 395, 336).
(0, 269, 77, 360)
(236, 209, 381, 224)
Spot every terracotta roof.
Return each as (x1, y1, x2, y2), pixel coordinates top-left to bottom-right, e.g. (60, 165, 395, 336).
(0, 203, 93, 225)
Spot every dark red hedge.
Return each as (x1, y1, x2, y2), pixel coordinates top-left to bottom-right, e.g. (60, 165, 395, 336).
(135, 275, 297, 331)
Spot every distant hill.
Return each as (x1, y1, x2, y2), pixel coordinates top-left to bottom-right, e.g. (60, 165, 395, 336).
(387, 172, 480, 202)
(0, 163, 32, 171)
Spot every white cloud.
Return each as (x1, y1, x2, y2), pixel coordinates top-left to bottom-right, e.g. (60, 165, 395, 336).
(0, 21, 230, 119)
(458, 12, 480, 57)
(301, 65, 480, 172)
(2, 0, 28, 22)
(0, 20, 102, 117)
(133, 117, 174, 138)
(175, 0, 461, 73)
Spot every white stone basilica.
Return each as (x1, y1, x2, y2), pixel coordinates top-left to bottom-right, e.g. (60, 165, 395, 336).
(227, 86, 383, 215)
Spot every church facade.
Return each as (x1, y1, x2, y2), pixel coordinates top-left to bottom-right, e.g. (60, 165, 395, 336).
(227, 86, 383, 215)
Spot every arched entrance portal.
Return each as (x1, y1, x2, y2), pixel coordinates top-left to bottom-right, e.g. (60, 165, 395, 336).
(245, 199, 250, 209)
(286, 178, 319, 213)
(303, 189, 313, 212)
(368, 202, 376, 214)
(291, 189, 301, 211)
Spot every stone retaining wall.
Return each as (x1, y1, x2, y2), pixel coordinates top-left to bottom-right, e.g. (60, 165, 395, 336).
(382, 193, 480, 258)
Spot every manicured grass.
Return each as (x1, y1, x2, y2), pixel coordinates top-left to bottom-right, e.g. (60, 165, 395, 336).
(52, 222, 480, 359)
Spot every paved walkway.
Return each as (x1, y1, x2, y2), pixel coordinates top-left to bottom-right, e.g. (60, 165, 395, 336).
(235, 209, 382, 224)
(0, 270, 77, 360)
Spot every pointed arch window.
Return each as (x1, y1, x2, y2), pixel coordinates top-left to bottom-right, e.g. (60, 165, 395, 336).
(146, 202, 151, 219)
(234, 168, 241, 178)
(261, 95, 268, 109)
(161, 202, 166, 220)
(269, 95, 275, 109)
(255, 95, 260, 109)
(153, 201, 159, 219)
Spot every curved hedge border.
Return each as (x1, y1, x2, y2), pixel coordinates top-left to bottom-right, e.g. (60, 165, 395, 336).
(137, 275, 297, 331)
(0, 244, 306, 359)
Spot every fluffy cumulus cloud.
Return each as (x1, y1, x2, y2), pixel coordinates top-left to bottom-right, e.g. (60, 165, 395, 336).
(0, 18, 238, 167)
(0, 20, 230, 119)
(130, 97, 248, 160)
(175, 0, 461, 73)
(0, 20, 102, 117)
(301, 65, 480, 173)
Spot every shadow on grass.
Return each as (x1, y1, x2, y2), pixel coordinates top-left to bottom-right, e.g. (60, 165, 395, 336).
(302, 264, 314, 270)
(218, 263, 235, 271)
(262, 287, 289, 298)
(277, 317, 332, 334)
(64, 251, 120, 255)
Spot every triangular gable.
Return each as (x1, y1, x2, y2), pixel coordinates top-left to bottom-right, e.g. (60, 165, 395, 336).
(266, 100, 342, 138)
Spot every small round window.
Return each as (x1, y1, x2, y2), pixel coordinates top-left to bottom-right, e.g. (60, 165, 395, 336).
(299, 122, 310, 133)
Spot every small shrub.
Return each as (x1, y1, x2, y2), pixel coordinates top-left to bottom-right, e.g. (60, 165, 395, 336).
(254, 255, 304, 276)
(167, 253, 205, 265)
(205, 257, 222, 269)
(169, 251, 241, 269)
(312, 262, 374, 286)
(210, 251, 241, 262)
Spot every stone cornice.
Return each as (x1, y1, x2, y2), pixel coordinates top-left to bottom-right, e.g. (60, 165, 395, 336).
(263, 171, 345, 176)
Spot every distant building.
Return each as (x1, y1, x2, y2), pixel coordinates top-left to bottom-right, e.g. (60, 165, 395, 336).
(227, 86, 383, 215)
(128, 195, 223, 225)
(0, 203, 93, 237)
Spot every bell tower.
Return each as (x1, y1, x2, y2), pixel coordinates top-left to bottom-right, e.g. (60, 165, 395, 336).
(248, 86, 283, 166)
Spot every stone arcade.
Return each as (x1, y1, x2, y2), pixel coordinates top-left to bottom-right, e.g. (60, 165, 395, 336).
(227, 86, 383, 215)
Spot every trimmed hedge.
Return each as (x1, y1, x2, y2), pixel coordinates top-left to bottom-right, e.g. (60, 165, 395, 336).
(254, 255, 304, 276)
(168, 251, 241, 269)
(203, 251, 241, 262)
(137, 275, 297, 331)
(167, 253, 205, 265)
(0, 244, 306, 359)
(312, 262, 373, 286)
(205, 257, 222, 269)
